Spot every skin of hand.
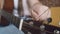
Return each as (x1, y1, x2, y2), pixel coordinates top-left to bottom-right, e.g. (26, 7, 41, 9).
(28, 0, 51, 21)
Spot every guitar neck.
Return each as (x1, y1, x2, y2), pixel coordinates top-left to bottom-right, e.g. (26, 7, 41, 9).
(1, 10, 20, 23)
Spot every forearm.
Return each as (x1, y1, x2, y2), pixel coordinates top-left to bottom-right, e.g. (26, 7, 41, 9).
(28, 0, 42, 14)
(28, 0, 40, 7)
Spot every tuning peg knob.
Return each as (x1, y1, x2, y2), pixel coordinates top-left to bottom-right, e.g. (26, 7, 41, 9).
(47, 18, 52, 24)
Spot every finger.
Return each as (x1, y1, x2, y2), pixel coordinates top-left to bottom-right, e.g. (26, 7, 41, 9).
(31, 10, 39, 21)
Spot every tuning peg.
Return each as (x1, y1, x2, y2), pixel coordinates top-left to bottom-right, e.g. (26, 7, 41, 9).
(47, 18, 52, 24)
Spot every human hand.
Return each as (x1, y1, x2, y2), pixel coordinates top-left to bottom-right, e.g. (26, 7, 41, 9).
(30, 5, 51, 21)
